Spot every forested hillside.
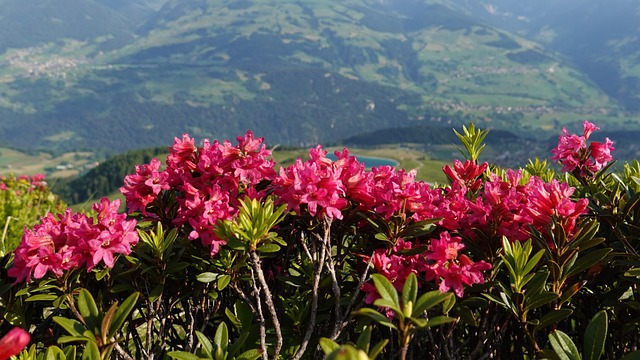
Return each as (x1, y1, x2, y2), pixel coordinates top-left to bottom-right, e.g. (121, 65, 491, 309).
(52, 146, 167, 204)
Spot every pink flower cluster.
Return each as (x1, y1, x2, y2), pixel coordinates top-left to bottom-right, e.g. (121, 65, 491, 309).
(8, 198, 138, 283)
(273, 146, 348, 220)
(272, 147, 451, 223)
(112, 125, 593, 301)
(0, 173, 47, 193)
(121, 131, 276, 255)
(551, 120, 614, 177)
(362, 234, 491, 301)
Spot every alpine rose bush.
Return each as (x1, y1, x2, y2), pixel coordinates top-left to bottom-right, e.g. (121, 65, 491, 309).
(7, 198, 138, 283)
(2, 122, 638, 360)
(551, 120, 614, 177)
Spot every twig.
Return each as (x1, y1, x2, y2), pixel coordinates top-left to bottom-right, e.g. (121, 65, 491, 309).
(114, 343, 134, 360)
(292, 224, 328, 360)
(335, 252, 375, 338)
(251, 251, 283, 359)
(317, 218, 343, 339)
(249, 266, 269, 360)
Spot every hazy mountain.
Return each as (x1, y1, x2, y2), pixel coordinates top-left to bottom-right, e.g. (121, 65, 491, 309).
(449, 0, 640, 110)
(0, 0, 633, 154)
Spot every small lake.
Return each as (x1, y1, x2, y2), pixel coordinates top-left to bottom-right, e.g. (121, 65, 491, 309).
(326, 153, 398, 168)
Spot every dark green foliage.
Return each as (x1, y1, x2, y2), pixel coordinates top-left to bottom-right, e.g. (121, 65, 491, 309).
(486, 32, 521, 50)
(506, 50, 551, 65)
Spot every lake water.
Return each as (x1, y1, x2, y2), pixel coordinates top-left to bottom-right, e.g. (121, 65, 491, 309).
(326, 153, 398, 168)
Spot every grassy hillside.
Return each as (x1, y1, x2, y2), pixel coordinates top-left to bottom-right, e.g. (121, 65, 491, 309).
(0, 147, 100, 178)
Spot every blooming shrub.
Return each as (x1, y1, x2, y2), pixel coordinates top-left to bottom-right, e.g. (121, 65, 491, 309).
(1, 122, 639, 360)
(0, 174, 65, 254)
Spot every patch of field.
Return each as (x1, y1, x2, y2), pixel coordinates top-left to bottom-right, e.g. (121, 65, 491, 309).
(0, 148, 98, 178)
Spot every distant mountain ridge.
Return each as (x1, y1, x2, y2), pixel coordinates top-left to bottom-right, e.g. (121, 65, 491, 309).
(449, 0, 640, 110)
(0, 0, 635, 155)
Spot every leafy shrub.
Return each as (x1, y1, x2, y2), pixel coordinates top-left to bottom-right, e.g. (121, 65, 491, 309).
(1, 122, 639, 359)
(0, 174, 66, 254)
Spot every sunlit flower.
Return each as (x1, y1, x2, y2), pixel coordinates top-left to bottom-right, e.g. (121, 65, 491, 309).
(551, 120, 614, 177)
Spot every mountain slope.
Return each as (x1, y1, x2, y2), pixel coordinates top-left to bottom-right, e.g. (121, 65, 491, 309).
(0, 0, 141, 52)
(0, 0, 628, 154)
(449, 0, 640, 111)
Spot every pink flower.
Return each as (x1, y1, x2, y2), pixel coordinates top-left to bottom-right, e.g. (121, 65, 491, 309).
(122, 131, 277, 255)
(120, 158, 168, 216)
(527, 178, 588, 237)
(273, 145, 348, 220)
(427, 232, 465, 262)
(0, 327, 30, 360)
(424, 232, 492, 297)
(434, 255, 492, 297)
(551, 121, 614, 177)
(167, 134, 198, 171)
(8, 198, 139, 282)
(443, 159, 488, 192)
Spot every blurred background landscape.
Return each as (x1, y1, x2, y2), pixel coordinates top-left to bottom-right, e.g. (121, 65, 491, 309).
(1, 0, 639, 204)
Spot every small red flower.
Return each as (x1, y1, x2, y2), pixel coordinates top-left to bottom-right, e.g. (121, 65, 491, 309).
(0, 327, 30, 360)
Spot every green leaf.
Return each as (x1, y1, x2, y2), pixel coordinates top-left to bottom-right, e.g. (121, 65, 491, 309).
(325, 345, 370, 360)
(549, 330, 581, 360)
(77, 289, 99, 319)
(197, 272, 218, 283)
(524, 249, 545, 276)
(81, 341, 100, 360)
(77, 289, 99, 332)
(195, 331, 214, 358)
(25, 294, 58, 302)
(373, 298, 401, 318)
(109, 292, 139, 339)
(319, 337, 341, 355)
(57, 336, 90, 344)
(371, 274, 401, 312)
(424, 315, 457, 329)
(565, 248, 612, 279)
(257, 243, 280, 253)
(236, 349, 263, 360)
(584, 311, 608, 360)
(45, 345, 67, 360)
(148, 284, 164, 302)
(442, 292, 456, 314)
(618, 352, 640, 360)
(369, 339, 389, 360)
(214, 321, 229, 353)
(524, 292, 559, 312)
(353, 308, 397, 330)
(526, 271, 549, 295)
(167, 351, 207, 360)
(402, 273, 418, 307)
(217, 274, 231, 291)
(413, 290, 451, 315)
(625, 268, 640, 277)
(225, 237, 246, 251)
(53, 317, 86, 337)
(356, 326, 372, 353)
(535, 309, 573, 332)
(63, 345, 77, 359)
